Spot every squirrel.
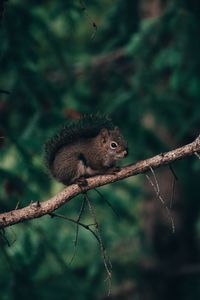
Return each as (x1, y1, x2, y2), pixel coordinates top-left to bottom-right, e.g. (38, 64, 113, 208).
(44, 114, 128, 185)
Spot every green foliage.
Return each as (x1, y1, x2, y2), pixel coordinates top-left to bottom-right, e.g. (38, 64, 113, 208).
(0, 0, 200, 299)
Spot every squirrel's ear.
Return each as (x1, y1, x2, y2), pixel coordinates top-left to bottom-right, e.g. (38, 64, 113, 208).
(100, 128, 109, 143)
(114, 126, 120, 133)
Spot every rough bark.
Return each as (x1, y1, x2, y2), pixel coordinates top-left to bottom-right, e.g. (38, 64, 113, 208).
(0, 135, 199, 229)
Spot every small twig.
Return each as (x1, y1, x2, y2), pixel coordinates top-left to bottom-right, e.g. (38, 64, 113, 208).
(146, 169, 164, 204)
(50, 210, 113, 284)
(84, 192, 112, 295)
(194, 152, 200, 160)
(146, 167, 175, 233)
(168, 165, 178, 209)
(170, 176, 176, 210)
(94, 188, 120, 219)
(15, 201, 20, 210)
(149, 166, 160, 195)
(69, 197, 86, 265)
(169, 164, 178, 181)
(49, 212, 100, 244)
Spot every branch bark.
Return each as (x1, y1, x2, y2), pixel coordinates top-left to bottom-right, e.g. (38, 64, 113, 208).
(0, 135, 199, 229)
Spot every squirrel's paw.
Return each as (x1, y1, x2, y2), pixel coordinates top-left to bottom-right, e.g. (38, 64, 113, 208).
(106, 166, 121, 175)
(76, 177, 88, 188)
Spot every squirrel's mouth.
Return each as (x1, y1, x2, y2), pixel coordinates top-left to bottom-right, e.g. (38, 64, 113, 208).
(116, 150, 128, 159)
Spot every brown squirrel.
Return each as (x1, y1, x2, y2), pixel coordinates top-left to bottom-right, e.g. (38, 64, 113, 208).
(44, 114, 128, 185)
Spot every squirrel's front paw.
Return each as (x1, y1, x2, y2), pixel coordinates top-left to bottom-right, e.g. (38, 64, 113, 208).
(76, 177, 88, 188)
(106, 166, 121, 175)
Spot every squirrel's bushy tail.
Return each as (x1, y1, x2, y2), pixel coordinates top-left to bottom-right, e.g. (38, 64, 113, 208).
(44, 113, 114, 168)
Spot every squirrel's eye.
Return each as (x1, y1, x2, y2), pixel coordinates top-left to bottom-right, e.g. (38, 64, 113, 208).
(110, 141, 118, 149)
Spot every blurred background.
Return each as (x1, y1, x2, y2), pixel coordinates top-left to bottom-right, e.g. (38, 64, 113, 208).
(0, 0, 200, 299)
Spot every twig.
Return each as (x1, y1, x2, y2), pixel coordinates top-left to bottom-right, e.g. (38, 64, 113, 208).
(194, 152, 200, 159)
(146, 168, 175, 233)
(0, 134, 199, 229)
(84, 192, 112, 295)
(168, 165, 178, 209)
(170, 176, 176, 210)
(49, 206, 112, 294)
(94, 188, 120, 219)
(69, 197, 86, 265)
(149, 166, 160, 196)
(49, 212, 100, 242)
(15, 200, 20, 210)
(169, 164, 178, 181)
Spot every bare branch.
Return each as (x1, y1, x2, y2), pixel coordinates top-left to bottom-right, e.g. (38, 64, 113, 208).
(84, 192, 112, 291)
(168, 165, 178, 209)
(195, 151, 200, 159)
(94, 188, 120, 219)
(145, 170, 175, 233)
(48, 212, 101, 243)
(69, 196, 86, 265)
(0, 135, 199, 229)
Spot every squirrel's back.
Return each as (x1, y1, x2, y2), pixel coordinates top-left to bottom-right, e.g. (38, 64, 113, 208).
(44, 114, 114, 169)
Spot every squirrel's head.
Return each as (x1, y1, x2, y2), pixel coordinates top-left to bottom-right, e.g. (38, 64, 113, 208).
(99, 127, 128, 160)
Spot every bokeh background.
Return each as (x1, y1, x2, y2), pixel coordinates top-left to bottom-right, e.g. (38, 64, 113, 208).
(0, 0, 200, 299)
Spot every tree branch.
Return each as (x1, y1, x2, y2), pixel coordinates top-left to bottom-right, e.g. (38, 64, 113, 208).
(0, 135, 199, 229)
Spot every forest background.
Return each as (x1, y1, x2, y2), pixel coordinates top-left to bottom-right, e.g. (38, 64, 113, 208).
(0, 0, 200, 299)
